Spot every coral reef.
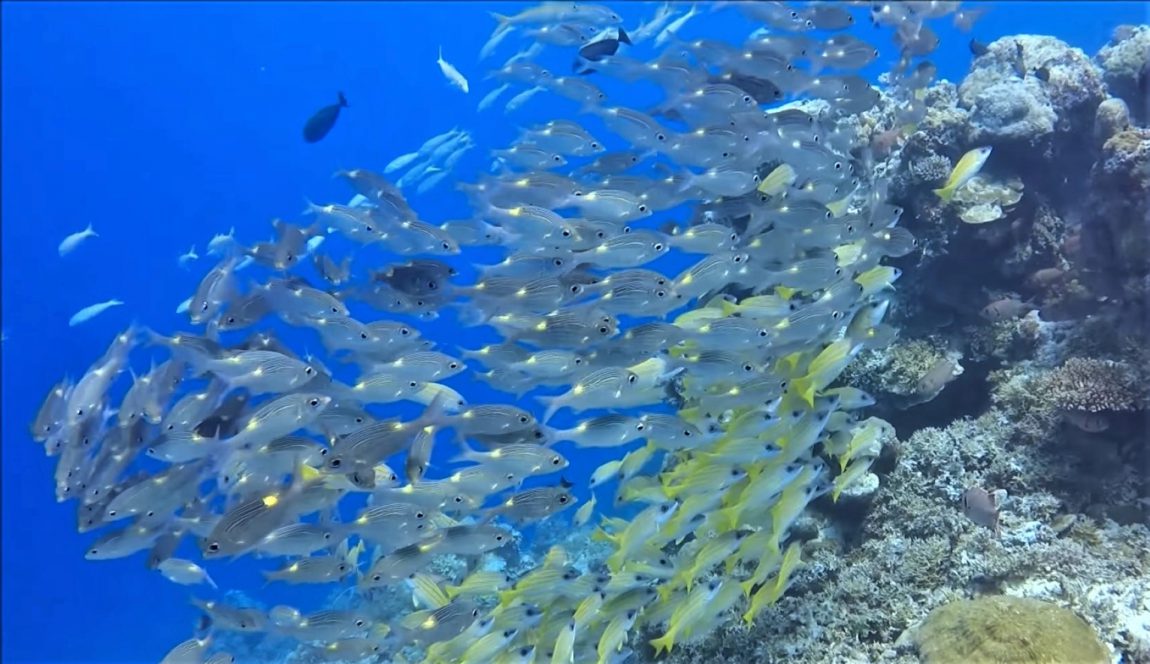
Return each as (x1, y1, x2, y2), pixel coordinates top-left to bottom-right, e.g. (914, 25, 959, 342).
(960, 35, 1106, 147)
(1042, 356, 1144, 414)
(1095, 97, 1132, 145)
(910, 595, 1110, 664)
(840, 338, 958, 404)
(1095, 25, 1150, 122)
(950, 174, 1024, 225)
(641, 411, 1150, 663)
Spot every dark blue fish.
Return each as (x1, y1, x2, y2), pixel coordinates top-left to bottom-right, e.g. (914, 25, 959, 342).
(303, 92, 348, 143)
(573, 28, 631, 75)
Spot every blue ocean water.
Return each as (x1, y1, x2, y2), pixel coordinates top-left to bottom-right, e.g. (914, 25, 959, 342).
(2, 3, 1146, 663)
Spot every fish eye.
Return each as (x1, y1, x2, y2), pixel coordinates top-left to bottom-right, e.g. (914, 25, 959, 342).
(635, 422, 646, 431)
(200, 302, 209, 311)
(758, 329, 768, 337)
(355, 417, 364, 423)
(400, 328, 411, 335)
(834, 162, 843, 170)
(454, 496, 464, 503)
(570, 284, 582, 294)
(627, 374, 637, 383)
(656, 290, 667, 298)
(559, 495, 569, 503)
(305, 367, 314, 375)
(373, 574, 382, 582)
(208, 543, 220, 552)
(832, 310, 843, 319)
(309, 398, 320, 407)
(654, 243, 665, 251)
(495, 534, 505, 542)
(561, 229, 572, 237)
(574, 357, 583, 365)
(638, 204, 649, 212)
(743, 363, 754, 372)
(598, 326, 609, 334)
(655, 133, 666, 142)
(553, 155, 562, 162)
(330, 459, 342, 468)
(792, 410, 802, 418)
(449, 362, 459, 369)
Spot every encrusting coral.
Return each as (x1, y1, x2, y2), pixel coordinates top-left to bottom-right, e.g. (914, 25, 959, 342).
(912, 595, 1110, 664)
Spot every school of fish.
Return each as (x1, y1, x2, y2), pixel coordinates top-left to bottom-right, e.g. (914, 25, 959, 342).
(33, 2, 977, 662)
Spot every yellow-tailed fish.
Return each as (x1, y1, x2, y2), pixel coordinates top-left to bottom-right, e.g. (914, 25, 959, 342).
(933, 146, 992, 203)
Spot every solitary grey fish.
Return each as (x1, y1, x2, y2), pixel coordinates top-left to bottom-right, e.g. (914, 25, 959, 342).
(303, 92, 348, 143)
(961, 486, 1000, 535)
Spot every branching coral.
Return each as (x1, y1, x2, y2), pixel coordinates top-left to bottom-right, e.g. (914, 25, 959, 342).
(1043, 357, 1143, 413)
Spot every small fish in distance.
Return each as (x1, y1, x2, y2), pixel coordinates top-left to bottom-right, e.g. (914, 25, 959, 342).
(437, 46, 470, 94)
(178, 245, 199, 268)
(303, 91, 348, 143)
(58, 223, 98, 257)
(69, 299, 124, 327)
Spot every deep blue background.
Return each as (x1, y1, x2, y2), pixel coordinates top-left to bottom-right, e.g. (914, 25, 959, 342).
(3, 2, 1145, 662)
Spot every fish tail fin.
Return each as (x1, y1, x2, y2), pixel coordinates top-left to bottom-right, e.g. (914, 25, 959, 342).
(932, 185, 954, 203)
(791, 375, 816, 409)
(675, 170, 697, 195)
(489, 12, 511, 30)
(649, 633, 674, 656)
(447, 439, 480, 466)
(537, 395, 562, 424)
(337, 91, 348, 108)
(718, 299, 740, 316)
(85, 222, 98, 236)
(618, 27, 632, 45)
(715, 505, 741, 533)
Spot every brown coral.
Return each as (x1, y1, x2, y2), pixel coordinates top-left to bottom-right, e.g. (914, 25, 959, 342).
(1043, 357, 1143, 413)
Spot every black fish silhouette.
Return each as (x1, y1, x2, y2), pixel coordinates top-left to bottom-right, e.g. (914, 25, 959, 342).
(573, 28, 631, 74)
(303, 91, 348, 143)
